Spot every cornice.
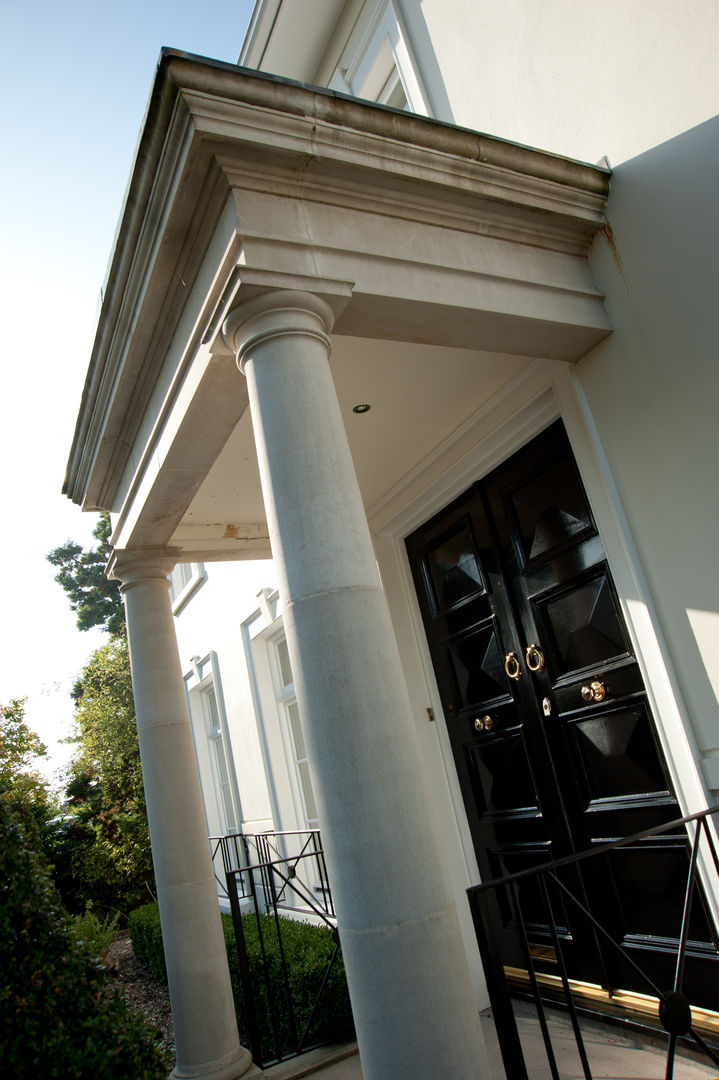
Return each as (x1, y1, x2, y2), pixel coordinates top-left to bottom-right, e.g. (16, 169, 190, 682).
(64, 50, 610, 513)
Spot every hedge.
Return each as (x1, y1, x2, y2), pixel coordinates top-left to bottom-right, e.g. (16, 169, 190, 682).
(0, 790, 168, 1079)
(130, 901, 354, 1062)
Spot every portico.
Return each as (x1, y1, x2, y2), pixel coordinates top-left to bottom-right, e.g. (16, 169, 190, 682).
(65, 51, 611, 1080)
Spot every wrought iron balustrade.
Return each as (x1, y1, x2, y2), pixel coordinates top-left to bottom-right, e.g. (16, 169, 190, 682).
(208, 828, 349, 1069)
(468, 806, 719, 1080)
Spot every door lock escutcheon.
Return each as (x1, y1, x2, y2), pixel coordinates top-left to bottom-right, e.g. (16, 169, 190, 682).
(581, 680, 607, 703)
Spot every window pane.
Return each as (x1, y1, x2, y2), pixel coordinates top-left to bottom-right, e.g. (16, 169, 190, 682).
(288, 701, 306, 758)
(220, 782, 237, 831)
(298, 761, 318, 822)
(384, 77, 407, 110)
(204, 687, 220, 732)
(212, 734, 229, 785)
(277, 638, 293, 688)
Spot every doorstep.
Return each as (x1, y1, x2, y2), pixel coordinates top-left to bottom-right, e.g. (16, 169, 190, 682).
(262, 1042, 360, 1080)
(260, 1006, 716, 1080)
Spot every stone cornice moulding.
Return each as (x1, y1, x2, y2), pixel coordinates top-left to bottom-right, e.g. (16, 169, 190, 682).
(65, 50, 610, 516)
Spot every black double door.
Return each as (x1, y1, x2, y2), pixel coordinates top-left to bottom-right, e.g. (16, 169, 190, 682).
(407, 421, 718, 1007)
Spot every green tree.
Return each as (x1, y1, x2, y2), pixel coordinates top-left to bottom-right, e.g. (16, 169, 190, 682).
(0, 698, 53, 837)
(47, 513, 125, 638)
(47, 517, 154, 912)
(58, 639, 154, 914)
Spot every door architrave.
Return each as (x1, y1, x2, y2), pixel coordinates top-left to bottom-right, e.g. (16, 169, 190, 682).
(373, 360, 715, 928)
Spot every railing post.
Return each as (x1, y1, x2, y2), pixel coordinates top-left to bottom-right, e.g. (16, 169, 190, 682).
(469, 886, 529, 1080)
(226, 867, 264, 1066)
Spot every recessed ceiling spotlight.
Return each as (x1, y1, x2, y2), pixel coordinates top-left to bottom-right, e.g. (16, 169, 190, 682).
(352, 403, 371, 414)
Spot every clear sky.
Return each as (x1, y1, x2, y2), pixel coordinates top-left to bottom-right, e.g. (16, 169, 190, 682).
(0, 0, 256, 781)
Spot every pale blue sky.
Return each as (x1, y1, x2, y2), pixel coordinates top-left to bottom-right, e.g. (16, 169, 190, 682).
(0, 0, 255, 778)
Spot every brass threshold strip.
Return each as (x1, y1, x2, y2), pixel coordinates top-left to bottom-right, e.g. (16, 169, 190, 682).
(505, 966, 719, 1040)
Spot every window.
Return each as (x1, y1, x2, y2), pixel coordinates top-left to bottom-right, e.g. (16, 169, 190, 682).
(329, 1, 429, 116)
(169, 561, 206, 614)
(243, 593, 320, 836)
(184, 652, 240, 837)
(272, 636, 319, 830)
(201, 684, 238, 834)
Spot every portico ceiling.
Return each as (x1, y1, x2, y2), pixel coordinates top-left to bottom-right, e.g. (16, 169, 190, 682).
(171, 337, 531, 555)
(64, 51, 610, 561)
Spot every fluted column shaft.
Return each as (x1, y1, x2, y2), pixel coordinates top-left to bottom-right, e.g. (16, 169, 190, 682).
(224, 291, 488, 1080)
(113, 552, 259, 1080)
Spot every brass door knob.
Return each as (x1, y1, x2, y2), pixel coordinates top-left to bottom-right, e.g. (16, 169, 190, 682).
(525, 643, 545, 672)
(504, 653, 521, 680)
(474, 715, 495, 732)
(581, 680, 607, 703)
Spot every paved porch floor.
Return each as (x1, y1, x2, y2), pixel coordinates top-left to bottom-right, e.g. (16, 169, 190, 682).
(265, 1003, 716, 1079)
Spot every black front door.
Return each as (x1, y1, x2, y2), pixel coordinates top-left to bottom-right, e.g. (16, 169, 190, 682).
(406, 421, 718, 1006)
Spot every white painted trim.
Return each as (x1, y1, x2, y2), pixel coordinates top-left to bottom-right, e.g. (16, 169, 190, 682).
(332, 0, 430, 115)
(170, 561, 207, 615)
(183, 651, 243, 837)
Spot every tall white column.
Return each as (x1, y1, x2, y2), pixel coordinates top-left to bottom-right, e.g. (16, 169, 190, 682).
(223, 291, 489, 1080)
(110, 551, 260, 1080)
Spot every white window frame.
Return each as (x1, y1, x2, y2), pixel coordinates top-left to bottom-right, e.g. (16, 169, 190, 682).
(169, 561, 206, 615)
(184, 652, 241, 837)
(268, 632, 319, 832)
(330, 1, 430, 116)
(243, 595, 319, 837)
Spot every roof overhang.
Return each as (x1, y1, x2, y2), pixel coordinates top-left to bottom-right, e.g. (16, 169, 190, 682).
(64, 51, 610, 548)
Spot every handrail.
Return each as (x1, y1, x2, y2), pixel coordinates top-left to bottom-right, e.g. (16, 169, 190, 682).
(471, 805, 719, 893)
(467, 805, 719, 1080)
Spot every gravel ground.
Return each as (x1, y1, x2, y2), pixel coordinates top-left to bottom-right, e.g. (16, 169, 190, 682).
(104, 932, 176, 1070)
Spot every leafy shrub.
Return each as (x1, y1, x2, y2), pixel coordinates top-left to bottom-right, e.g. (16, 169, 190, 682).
(0, 789, 168, 1079)
(130, 901, 354, 1063)
(128, 903, 166, 982)
(71, 907, 122, 963)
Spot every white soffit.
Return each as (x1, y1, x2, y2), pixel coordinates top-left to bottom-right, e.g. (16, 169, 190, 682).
(170, 336, 531, 552)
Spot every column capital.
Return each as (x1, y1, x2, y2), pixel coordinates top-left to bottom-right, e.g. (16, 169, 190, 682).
(222, 288, 343, 375)
(108, 546, 182, 588)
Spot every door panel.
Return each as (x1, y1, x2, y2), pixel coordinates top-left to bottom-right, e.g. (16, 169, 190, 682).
(407, 420, 719, 1007)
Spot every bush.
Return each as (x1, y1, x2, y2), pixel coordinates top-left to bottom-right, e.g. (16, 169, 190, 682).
(128, 903, 166, 982)
(71, 907, 122, 963)
(130, 901, 354, 1062)
(0, 790, 168, 1079)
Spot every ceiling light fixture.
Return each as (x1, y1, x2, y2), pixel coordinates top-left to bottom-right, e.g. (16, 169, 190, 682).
(352, 403, 371, 414)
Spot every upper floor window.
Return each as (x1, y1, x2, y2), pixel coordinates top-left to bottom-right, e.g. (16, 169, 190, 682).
(169, 561, 206, 615)
(329, 1, 430, 116)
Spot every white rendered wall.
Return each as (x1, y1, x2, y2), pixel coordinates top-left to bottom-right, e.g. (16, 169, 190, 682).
(576, 115, 719, 798)
(398, 0, 719, 165)
(172, 560, 279, 833)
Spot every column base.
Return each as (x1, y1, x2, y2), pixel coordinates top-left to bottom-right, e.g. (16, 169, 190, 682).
(170, 1045, 262, 1080)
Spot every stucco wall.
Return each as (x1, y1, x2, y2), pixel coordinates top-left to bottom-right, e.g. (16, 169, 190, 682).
(400, 0, 719, 166)
(577, 116, 719, 794)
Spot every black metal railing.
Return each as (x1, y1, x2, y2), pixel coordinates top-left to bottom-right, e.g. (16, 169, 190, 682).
(209, 829, 350, 1069)
(468, 807, 719, 1080)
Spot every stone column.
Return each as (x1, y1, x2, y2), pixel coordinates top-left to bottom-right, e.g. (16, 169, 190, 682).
(223, 291, 489, 1080)
(110, 551, 260, 1080)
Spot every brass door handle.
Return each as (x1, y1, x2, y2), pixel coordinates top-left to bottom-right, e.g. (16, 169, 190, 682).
(581, 680, 607, 703)
(525, 643, 545, 672)
(504, 653, 521, 680)
(474, 715, 495, 732)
